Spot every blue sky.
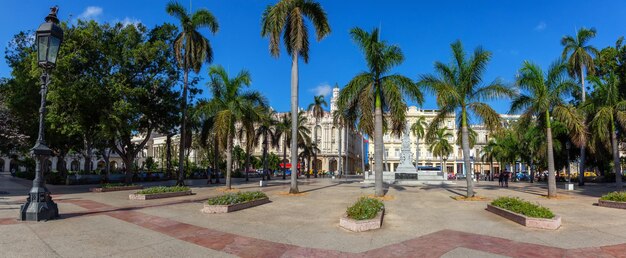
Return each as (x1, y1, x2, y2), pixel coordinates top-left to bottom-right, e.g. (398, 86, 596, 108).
(2, 0, 626, 123)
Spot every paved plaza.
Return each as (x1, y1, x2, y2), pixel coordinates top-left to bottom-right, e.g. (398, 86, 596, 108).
(1, 174, 626, 257)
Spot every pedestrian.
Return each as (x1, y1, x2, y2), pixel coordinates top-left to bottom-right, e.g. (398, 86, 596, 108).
(504, 169, 510, 187)
(498, 171, 504, 187)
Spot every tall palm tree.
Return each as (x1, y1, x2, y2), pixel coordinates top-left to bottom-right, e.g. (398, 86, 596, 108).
(255, 110, 278, 180)
(480, 139, 498, 180)
(561, 27, 599, 186)
(261, 0, 331, 193)
(337, 27, 423, 196)
(428, 128, 453, 173)
(205, 65, 267, 189)
(510, 60, 584, 198)
(419, 40, 512, 197)
(275, 113, 290, 180)
(167, 1, 219, 185)
(308, 95, 327, 177)
(275, 111, 312, 179)
(410, 116, 427, 167)
(589, 74, 626, 188)
(238, 105, 261, 182)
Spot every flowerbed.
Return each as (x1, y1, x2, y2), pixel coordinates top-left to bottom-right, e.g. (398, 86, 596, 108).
(129, 186, 192, 200)
(598, 191, 626, 209)
(487, 197, 560, 230)
(340, 197, 385, 232)
(202, 191, 269, 213)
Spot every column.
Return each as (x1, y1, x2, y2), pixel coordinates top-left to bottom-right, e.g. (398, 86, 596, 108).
(2, 157, 10, 172)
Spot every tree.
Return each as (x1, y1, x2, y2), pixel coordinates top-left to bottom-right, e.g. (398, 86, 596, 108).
(561, 27, 599, 186)
(338, 27, 423, 196)
(588, 74, 626, 188)
(410, 116, 427, 167)
(480, 139, 498, 181)
(0, 93, 28, 155)
(261, 0, 331, 193)
(275, 113, 291, 179)
(205, 65, 266, 189)
(275, 111, 312, 179)
(419, 40, 512, 197)
(510, 60, 584, 197)
(427, 128, 453, 173)
(308, 95, 327, 177)
(167, 1, 219, 185)
(255, 110, 278, 180)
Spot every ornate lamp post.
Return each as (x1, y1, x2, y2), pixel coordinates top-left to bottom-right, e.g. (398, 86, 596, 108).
(19, 6, 63, 221)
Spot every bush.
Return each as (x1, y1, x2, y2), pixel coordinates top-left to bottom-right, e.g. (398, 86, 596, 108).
(491, 197, 554, 219)
(206, 191, 267, 205)
(136, 186, 189, 195)
(101, 183, 136, 188)
(346, 197, 384, 220)
(46, 171, 65, 185)
(15, 170, 35, 180)
(600, 191, 626, 202)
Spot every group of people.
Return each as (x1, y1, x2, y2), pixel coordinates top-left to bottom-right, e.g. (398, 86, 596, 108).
(497, 169, 511, 187)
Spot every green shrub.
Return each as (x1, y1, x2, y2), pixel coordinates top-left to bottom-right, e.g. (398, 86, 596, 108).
(346, 197, 384, 220)
(136, 186, 189, 195)
(206, 191, 267, 205)
(491, 197, 554, 219)
(600, 191, 626, 202)
(101, 183, 136, 188)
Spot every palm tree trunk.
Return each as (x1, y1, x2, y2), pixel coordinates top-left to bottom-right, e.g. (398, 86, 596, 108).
(263, 138, 269, 180)
(611, 121, 623, 188)
(415, 137, 420, 169)
(579, 65, 586, 186)
(245, 145, 250, 182)
(344, 125, 349, 177)
(226, 130, 233, 189)
(166, 134, 172, 178)
(314, 120, 318, 178)
(338, 126, 342, 177)
(461, 110, 474, 197)
(374, 90, 384, 197)
(178, 69, 189, 186)
(282, 137, 287, 180)
(546, 111, 557, 198)
(213, 135, 220, 184)
(289, 52, 299, 194)
(489, 159, 494, 181)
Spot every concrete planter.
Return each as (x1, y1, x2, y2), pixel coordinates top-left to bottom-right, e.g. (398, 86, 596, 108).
(487, 204, 561, 230)
(598, 199, 626, 209)
(201, 197, 270, 214)
(129, 190, 192, 200)
(90, 185, 143, 192)
(339, 209, 384, 232)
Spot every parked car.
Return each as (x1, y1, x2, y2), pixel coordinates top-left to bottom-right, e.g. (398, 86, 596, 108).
(246, 170, 261, 178)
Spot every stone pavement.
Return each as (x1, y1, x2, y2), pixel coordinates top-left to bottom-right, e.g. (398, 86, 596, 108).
(1, 174, 626, 257)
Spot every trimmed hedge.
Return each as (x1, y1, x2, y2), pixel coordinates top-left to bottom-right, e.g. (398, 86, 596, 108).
(600, 191, 626, 202)
(206, 191, 267, 205)
(136, 186, 189, 195)
(491, 197, 554, 219)
(347, 197, 384, 220)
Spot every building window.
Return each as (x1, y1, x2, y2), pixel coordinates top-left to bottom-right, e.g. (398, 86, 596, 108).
(385, 149, 389, 158)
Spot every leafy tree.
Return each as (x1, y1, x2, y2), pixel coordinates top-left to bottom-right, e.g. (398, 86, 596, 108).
(308, 95, 327, 176)
(427, 128, 453, 172)
(204, 65, 266, 189)
(167, 1, 219, 185)
(255, 109, 278, 180)
(261, 0, 331, 193)
(338, 27, 423, 196)
(510, 60, 584, 197)
(596, 37, 626, 98)
(561, 27, 599, 186)
(419, 40, 512, 197)
(0, 93, 28, 155)
(588, 74, 626, 188)
(410, 116, 427, 166)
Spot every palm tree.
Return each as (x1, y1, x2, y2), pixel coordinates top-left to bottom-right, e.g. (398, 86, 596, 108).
(419, 40, 512, 197)
(510, 60, 584, 198)
(167, 1, 219, 185)
(589, 74, 626, 188)
(308, 95, 327, 177)
(237, 107, 259, 182)
(410, 116, 427, 167)
(275, 111, 312, 179)
(428, 128, 453, 174)
(275, 114, 290, 179)
(337, 27, 423, 196)
(261, 0, 331, 194)
(561, 27, 599, 186)
(205, 65, 267, 189)
(255, 110, 278, 180)
(480, 139, 498, 180)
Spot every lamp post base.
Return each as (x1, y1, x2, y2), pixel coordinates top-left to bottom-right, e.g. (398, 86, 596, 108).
(19, 186, 58, 221)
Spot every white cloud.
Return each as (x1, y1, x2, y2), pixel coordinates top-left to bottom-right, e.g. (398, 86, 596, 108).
(119, 17, 141, 27)
(534, 21, 547, 31)
(309, 83, 332, 97)
(79, 6, 103, 20)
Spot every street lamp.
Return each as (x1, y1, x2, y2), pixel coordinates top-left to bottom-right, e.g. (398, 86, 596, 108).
(20, 6, 63, 221)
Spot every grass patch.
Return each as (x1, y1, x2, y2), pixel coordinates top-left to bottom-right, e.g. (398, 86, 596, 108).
(136, 186, 189, 195)
(491, 197, 554, 219)
(206, 191, 267, 205)
(101, 183, 136, 188)
(600, 191, 626, 202)
(346, 197, 384, 220)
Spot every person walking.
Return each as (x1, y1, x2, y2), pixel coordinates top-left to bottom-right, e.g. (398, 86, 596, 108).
(498, 171, 504, 187)
(504, 169, 510, 187)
